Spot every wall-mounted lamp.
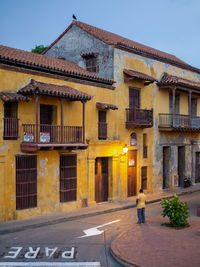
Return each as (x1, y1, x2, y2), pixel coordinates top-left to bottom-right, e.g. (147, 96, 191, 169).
(123, 144, 128, 154)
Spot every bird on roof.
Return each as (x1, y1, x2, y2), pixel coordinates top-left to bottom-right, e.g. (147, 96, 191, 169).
(72, 14, 77, 20)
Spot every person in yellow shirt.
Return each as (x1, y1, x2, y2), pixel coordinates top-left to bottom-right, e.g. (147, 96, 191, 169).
(136, 188, 146, 224)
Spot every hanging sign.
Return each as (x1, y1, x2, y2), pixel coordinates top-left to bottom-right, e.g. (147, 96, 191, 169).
(40, 132, 50, 143)
(24, 132, 34, 142)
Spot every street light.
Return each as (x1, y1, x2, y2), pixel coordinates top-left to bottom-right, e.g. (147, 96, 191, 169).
(123, 144, 128, 154)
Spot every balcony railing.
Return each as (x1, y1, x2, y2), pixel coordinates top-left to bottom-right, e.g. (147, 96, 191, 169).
(159, 113, 200, 132)
(126, 108, 153, 128)
(3, 117, 19, 139)
(21, 124, 86, 151)
(98, 122, 107, 140)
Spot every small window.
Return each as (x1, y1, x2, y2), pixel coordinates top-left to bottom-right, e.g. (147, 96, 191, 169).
(16, 155, 37, 210)
(143, 134, 148, 158)
(98, 111, 107, 140)
(141, 166, 147, 190)
(85, 56, 99, 73)
(130, 132, 137, 146)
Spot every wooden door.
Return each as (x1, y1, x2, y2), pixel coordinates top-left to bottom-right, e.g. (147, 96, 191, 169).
(40, 105, 53, 142)
(95, 157, 108, 203)
(195, 152, 200, 183)
(127, 150, 137, 197)
(178, 146, 185, 187)
(163, 147, 170, 189)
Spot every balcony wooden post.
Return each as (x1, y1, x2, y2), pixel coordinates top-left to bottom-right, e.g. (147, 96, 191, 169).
(60, 98, 64, 143)
(188, 91, 192, 127)
(172, 87, 176, 127)
(36, 95, 39, 143)
(188, 91, 192, 116)
(134, 106, 137, 123)
(82, 100, 86, 144)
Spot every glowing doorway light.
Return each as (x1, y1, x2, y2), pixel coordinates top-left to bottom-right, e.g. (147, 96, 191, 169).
(123, 144, 128, 154)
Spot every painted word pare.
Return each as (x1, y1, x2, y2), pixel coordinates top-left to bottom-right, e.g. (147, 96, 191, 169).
(3, 247, 75, 259)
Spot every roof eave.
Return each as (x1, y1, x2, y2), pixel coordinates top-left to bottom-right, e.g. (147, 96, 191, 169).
(116, 43, 200, 75)
(0, 58, 114, 86)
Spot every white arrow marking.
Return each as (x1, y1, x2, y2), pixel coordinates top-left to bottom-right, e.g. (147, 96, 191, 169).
(78, 219, 120, 238)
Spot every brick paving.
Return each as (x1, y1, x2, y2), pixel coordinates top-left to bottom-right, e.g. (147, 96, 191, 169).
(110, 213, 200, 267)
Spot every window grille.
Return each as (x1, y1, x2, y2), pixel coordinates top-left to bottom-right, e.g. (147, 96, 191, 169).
(143, 134, 148, 158)
(60, 154, 77, 202)
(85, 56, 99, 73)
(16, 155, 37, 210)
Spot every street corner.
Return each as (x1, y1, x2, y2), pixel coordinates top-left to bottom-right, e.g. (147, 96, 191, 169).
(110, 216, 200, 267)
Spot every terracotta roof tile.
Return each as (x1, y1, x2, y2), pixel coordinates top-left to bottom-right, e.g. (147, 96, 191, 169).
(0, 45, 114, 84)
(96, 102, 118, 110)
(158, 72, 200, 90)
(43, 21, 200, 74)
(18, 79, 92, 101)
(123, 69, 157, 82)
(0, 91, 31, 102)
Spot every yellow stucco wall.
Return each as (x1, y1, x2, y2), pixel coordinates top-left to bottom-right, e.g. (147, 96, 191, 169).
(0, 66, 126, 222)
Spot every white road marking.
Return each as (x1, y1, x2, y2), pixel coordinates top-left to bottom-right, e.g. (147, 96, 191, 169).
(78, 219, 120, 238)
(0, 263, 101, 267)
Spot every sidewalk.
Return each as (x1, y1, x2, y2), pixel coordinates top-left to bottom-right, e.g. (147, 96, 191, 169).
(110, 217, 200, 267)
(110, 185, 200, 267)
(0, 184, 200, 236)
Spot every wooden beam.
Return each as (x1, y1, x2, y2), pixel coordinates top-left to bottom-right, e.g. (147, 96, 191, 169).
(82, 100, 86, 144)
(124, 76, 134, 83)
(144, 81, 154, 86)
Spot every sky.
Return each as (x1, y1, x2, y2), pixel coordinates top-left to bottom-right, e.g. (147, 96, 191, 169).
(0, 0, 200, 68)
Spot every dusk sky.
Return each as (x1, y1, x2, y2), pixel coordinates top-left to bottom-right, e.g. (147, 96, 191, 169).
(1, 0, 200, 68)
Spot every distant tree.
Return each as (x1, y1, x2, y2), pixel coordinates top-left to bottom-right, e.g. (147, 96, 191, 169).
(31, 45, 48, 54)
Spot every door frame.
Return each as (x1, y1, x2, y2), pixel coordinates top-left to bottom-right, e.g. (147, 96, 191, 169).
(127, 150, 137, 197)
(95, 157, 109, 203)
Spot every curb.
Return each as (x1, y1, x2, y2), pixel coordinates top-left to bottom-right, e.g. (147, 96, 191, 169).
(0, 187, 199, 235)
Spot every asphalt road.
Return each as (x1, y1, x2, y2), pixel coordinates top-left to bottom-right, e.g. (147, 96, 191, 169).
(0, 192, 199, 267)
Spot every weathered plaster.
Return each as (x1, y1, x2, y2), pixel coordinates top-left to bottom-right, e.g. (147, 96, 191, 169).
(45, 25, 114, 80)
(0, 143, 8, 153)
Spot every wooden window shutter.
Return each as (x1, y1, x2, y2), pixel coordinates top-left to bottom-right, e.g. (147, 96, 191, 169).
(16, 155, 37, 210)
(60, 154, 77, 203)
(129, 88, 140, 108)
(141, 166, 147, 190)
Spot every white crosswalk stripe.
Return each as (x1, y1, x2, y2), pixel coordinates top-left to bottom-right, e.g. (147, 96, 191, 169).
(0, 263, 101, 267)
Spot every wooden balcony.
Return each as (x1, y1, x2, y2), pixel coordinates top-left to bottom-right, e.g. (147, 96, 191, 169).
(126, 108, 153, 128)
(159, 113, 200, 132)
(3, 117, 19, 139)
(98, 122, 107, 139)
(21, 124, 88, 152)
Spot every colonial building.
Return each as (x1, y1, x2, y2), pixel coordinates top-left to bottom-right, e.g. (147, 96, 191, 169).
(1, 21, 200, 222)
(0, 45, 123, 222)
(43, 21, 200, 193)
